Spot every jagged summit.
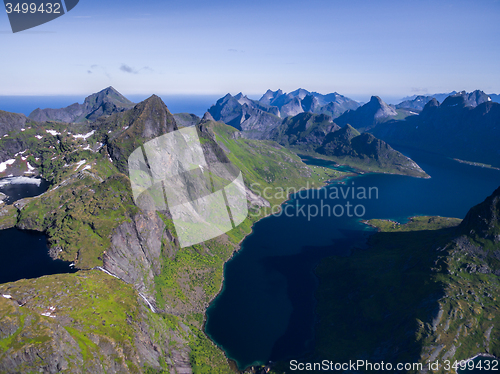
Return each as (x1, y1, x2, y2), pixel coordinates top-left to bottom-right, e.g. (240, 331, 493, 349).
(440, 94, 468, 108)
(334, 95, 397, 131)
(92, 94, 177, 173)
(450, 90, 491, 107)
(289, 88, 310, 100)
(460, 185, 500, 240)
(370, 91, 500, 168)
(397, 90, 492, 111)
(369, 95, 383, 104)
(209, 89, 359, 138)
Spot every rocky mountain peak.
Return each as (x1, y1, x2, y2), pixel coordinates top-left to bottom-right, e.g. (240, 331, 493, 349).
(289, 88, 311, 100)
(460, 186, 500, 240)
(339, 124, 361, 140)
(452, 90, 491, 107)
(83, 86, 134, 107)
(441, 94, 468, 108)
(97, 95, 178, 172)
(424, 98, 440, 109)
(259, 89, 284, 105)
(201, 111, 215, 123)
(29, 87, 135, 123)
(369, 95, 384, 105)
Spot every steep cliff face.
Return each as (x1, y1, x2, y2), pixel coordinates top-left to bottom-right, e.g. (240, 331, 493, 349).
(267, 112, 428, 178)
(208, 89, 360, 139)
(103, 210, 168, 307)
(459, 186, 500, 242)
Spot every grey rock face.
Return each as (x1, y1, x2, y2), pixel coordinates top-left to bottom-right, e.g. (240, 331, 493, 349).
(334, 96, 398, 132)
(0, 110, 29, 137)
(104, 210, 167, 306)
(174, 113, 201, 127)
(208, 93, 282, 138)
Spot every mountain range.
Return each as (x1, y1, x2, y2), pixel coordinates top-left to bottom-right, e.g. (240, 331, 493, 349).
(208, 88, 360, 139)
(267, 112, 428, 177)
(28, 86, 135, 123)
(397, 90, 494, 111)
(371, 93, 500, 167)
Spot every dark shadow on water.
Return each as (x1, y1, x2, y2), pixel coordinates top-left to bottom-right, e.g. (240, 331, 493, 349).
(0, 228, 77, 284)
(264, 236, 359, 364)
(310, 227, 458, 369)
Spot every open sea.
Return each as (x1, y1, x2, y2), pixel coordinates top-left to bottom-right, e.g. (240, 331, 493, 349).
(0, 94, 222, 117)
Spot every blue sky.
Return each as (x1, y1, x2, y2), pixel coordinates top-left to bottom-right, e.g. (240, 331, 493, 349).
(0, 0, 499, 102)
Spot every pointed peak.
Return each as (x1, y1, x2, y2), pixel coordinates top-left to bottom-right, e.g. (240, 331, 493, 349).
(143, 94, 163, 103)
(201, 111, 215, 122)
(103, 86, 117, 92)
(135, 95, 171, 114)
(459, 185, 500, 238)
(421, 98, 440, 113)
(84, 86, 134, 106)
(340, 124, 361, 137)
(369, 96, 384, 105)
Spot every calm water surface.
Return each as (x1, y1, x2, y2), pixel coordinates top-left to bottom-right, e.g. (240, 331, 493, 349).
(0, 181, 76, 284)
(205, 147, 500, 369)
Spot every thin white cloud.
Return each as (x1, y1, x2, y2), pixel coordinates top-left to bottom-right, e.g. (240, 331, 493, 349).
(120, 64, 154, 74)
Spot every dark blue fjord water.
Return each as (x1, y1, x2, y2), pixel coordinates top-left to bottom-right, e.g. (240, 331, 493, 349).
(205, 147, 500, 369)
(0, 228, 77, 284)
(0, 180, 76, 284)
